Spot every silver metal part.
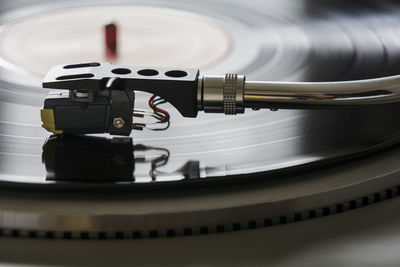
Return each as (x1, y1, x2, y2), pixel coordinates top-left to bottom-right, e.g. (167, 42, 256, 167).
(113, 117, 125, 128)
(223, 74, 244, 114)
(74, 90, 89, 98)
(199, 74, 400, 113)
(243, 75, 400, 108)
(132, 123, 145, 131)
(200, 75, 224, 113)
(197, 75, 203, 110)
(200, 74, 245, 114)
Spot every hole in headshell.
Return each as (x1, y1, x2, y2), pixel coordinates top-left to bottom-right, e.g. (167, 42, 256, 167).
(63, 63, 100, 69)
(138, 69, 159, 76)
(56, 73, 94, 80)
(165, 70, 188, 78)
(112, 68, 132, 75)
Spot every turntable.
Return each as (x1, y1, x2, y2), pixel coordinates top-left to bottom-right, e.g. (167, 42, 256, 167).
(0, 0, 400, 265)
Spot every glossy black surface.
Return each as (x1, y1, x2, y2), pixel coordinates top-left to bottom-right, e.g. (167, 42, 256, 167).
(0, 0, 400, 186)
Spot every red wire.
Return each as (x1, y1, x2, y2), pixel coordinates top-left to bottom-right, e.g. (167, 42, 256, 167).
(148, 95, 170, 122)
(148, 94, 157, 108)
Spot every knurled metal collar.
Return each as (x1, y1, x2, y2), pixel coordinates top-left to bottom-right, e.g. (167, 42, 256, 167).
(223, 74, 244, 115)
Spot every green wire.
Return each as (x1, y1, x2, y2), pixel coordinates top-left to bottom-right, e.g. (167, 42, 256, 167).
(148, 121, 170, 131)
(150, 98, 170, 131)
(153, 99, 169, 122)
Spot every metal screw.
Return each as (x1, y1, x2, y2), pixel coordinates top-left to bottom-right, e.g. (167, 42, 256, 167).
(113, 117, 125, 128)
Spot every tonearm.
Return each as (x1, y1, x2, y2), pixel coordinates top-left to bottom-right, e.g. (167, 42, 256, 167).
(41, 62, 400, 136)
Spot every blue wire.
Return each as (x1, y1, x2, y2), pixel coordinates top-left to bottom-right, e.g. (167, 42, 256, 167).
(154, 97, 164, 103)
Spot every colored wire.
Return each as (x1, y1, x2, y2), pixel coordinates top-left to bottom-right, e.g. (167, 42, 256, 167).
(144, 94, 171, 131)
(145, 121, 170, 131)
(148, 95, 170, 122)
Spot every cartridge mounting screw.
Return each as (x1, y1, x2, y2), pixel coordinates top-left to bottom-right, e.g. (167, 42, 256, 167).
(113, 117, 125, 129)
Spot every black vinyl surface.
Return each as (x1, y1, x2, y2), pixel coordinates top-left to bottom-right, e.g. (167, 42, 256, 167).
(0, 0, 400, 187)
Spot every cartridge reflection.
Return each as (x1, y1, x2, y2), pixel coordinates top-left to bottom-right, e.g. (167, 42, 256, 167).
(42, 135, 135, 183)
(42, 135, 200, 183)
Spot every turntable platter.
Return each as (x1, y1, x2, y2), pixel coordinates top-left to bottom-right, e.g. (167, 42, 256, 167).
(1, 0, 400, 239)
(0, 0, 400, 186)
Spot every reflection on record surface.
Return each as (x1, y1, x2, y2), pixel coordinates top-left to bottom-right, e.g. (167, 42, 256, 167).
(42, 135, 200, 184)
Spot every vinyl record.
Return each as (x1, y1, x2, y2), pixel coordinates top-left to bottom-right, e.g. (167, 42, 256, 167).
(0, 0, 400, 187)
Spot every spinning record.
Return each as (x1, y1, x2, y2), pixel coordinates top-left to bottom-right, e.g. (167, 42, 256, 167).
(0, 0, 400, 187)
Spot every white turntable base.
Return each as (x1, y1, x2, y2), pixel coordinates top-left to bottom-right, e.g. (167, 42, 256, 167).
(0, 196, 399, 266)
